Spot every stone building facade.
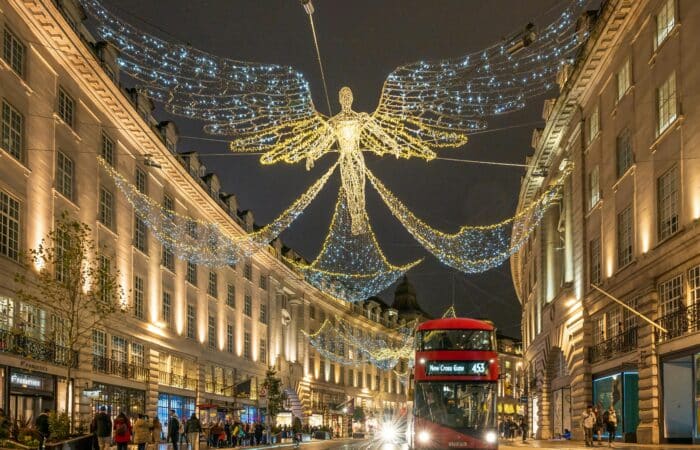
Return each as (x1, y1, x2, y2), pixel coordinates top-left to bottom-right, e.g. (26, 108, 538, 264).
(511, 0, 700, 443)
(0, 0, 409, 431)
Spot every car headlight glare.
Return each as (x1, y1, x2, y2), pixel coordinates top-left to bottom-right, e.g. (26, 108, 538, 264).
(380, 424, 397, 442)
(417, 430, 431, 443)
(485, 431, 498, 444)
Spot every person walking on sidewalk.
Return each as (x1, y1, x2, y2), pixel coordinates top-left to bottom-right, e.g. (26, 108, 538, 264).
(519, 416, 527, 442)
(35, 408, 50, 450)
(603, 406, 617, 447)
(151, 416, 163, 445)
(168, 410, 181, 450)
(113, 412, 132, 450)
(91, 406, 113, 450)
(594, 406, 604, 446)
(582, 405, 596, 447)
(185, 414, 202, 450)
(134, 414, 151, 450)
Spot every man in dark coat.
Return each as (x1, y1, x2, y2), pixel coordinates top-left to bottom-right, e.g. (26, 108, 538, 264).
(167, 410, 181, 450)
(35, 409, 50, 450)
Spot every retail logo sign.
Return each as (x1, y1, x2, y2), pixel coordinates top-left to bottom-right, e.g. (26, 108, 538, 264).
(426, 361, 489, 376)
(10, 372, 43, 389)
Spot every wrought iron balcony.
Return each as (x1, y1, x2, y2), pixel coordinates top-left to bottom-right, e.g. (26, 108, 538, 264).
(158, 371, 198, 391)
(0, 328, 77, 367)
(589, 327, 638, 364)
(92, 354, 149, 382)
(657, 301, 700, 342)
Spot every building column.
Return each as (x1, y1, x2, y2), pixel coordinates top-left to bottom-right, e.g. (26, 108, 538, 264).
(636, 289, 660, 444)
(569, 314, 590, 441)
(288, 297, 302, 364)
(539, 366, 552, 440)
(146, 348, 160, 419)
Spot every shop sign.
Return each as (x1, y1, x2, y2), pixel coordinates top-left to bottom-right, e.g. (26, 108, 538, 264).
(11, 372, 44, 389)
(83, 388, 102, 399)
(426, 361, 488, 376)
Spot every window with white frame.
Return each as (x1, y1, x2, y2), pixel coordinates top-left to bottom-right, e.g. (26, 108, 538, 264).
(616, 129, 633, 179)
(134, 213, 147, 252)
(243, 331, 251, 360)
(244, 294, 252, 317)
(657, 165, 679, 240)
(162, 290, 172, 327)
(0, 296, 14, 330)
(0, 191, 21, 261)
(593, 315, 605, 344)
(130, 342, 144, 367)
(259, 304, 267, 324)
(659, 275, 683, 317)
(186, 304, 196, 339)
(208, 271, 218, 298)
(587, 105, 599, 144)
(133, 275, 145, 320)
(98, 255, 111, 302)
(622, 297, 639, 330)
(226, 324, 234, 353)
(689, 265, 700, 305)
(2, 100, 23, 161)
(186, 261, 197, 285)
(657, 72, 677, 135)
(54, 228, 69, 283)
(589, 237, 601, 285)
(101, 133, 114, 166)
(617, 205, 634, 267)
(111, 336, 127, 363)
(226, 284, 235, 308)
(98, 186, 114, 229)
(606, 308, 621, 338)
(57, 88, 75, 128)
(92, 329, 106, 358)
(19, 302, 44, 339)
(56, 151, 74, 200)
(655, 0, 676, 49)
(208, 315, 216, 350)
(616, 58, 631, 101)
(588, 165, 600, 210)
(135, 167, 147, 194)
(3, 28, 25, 77)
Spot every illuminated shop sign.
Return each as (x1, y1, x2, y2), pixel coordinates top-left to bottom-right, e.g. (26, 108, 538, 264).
(10, 372, 44, 389)
(426, 361, 489, 376)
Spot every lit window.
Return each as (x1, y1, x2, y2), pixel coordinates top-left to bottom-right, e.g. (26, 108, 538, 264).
(588, 165, 600, 210)
(656, 72, 677, 135)
(101, 133, 114, 166)
(2, 100, 23, 161)
(655, 0, 675, 49)
(587, 105, 599, 144)
(617, 205, 633, 267)
(589, 237, 601, 285)
(57, 88, 75, 128)
(186, 304, 196, 339)
(657, 165, 679, 240)
(56, 151, 74, 200)
(658, 274, 683, 317)
(616, 129, 633, 178)
(98, 186, 114, 229)
(162, 291, 172, 327)
(208, 271, 218, 298)
(130, 342, 145, 367)
(3, 28, 25, 77)
(208, 315, 216, 350)
(133, 276, 145, 320)
(616, 58, 631, 101)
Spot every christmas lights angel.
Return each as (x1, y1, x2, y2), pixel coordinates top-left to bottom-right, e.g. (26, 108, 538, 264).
(81, 0, 583, 294)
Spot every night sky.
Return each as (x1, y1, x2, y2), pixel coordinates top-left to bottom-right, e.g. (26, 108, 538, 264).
(105, 0, 568, 338)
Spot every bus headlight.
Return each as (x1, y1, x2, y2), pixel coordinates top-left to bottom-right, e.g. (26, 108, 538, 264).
(380, 424, 398, 442)
(417, 430, 431, 443)
(485, 431, 498, 444)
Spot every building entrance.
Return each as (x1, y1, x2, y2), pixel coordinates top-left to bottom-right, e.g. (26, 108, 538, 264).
(7, 369, 56, 423)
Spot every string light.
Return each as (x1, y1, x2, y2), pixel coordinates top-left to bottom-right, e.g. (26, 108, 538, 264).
(287, 188, 421, 303)
(98, 157, 337, 266)
(366, 165, 572, 273)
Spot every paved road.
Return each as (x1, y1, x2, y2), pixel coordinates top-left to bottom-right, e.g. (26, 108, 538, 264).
(500, 440, 700, 450)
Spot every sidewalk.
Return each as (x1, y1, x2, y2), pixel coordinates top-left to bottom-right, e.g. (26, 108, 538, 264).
(147, 439, 357, 450)
(501, 439, 700, 450)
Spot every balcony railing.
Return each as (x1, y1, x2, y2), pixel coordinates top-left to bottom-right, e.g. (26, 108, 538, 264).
(0, 328, 77, 367)
(589, 327, 638, 364)
(159, 372, 198, 391)
(92, 355, 149, 382)
(657, 301, 700, 342)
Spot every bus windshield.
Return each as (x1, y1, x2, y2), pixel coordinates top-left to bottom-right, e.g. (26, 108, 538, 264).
(417, 329, 494, 351)
(414, 382, 496, 432)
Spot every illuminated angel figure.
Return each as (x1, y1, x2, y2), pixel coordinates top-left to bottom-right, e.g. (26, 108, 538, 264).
(81, 0, 586, 289)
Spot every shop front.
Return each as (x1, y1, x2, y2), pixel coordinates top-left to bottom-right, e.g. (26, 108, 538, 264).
(530, 394, 539, 438)
(87, 383, 146, 420)
(661, 352, 700, 443)
(157, 392, 196, 435)
(592, 371, 639, 440)
(7, 368, 57, 423)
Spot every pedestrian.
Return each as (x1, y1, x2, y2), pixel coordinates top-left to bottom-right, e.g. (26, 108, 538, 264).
(35, 408, 50, 450)
(151, 416, 163, 445)
(582, 405, 596, 447)
(224, 420, 231, 447)
(0, 408, 10, 438)
(185, 414, 202, 450)
(232, 422, 241, 447)
(254, 422, 263, 445)
(594, 406, 604, 446)
(519, 416, 528, 442)
(113, 412, 132, 450)
(91, 406, 113, 450)
(604, 406, 617, 447)
(168, 410, 181, 450)
(134, 414, 151, 450)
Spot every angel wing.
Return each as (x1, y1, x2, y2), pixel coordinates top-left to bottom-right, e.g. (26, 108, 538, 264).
(80, 0, 327, 143)
(370, 0, 586, 158)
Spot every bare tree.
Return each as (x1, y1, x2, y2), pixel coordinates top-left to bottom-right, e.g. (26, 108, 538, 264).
(15, 212, 125, 416)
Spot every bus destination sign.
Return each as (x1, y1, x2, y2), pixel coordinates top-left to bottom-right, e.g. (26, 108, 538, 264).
(426, 361, 489, 376)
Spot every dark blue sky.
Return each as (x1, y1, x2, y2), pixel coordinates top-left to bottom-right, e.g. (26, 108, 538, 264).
(105, 0, 569, 337)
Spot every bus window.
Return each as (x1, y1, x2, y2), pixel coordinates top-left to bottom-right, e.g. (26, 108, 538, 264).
(418, 330, 494, 351)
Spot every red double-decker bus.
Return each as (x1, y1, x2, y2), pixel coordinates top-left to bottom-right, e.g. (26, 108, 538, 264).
(412, 317, 499, 449)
